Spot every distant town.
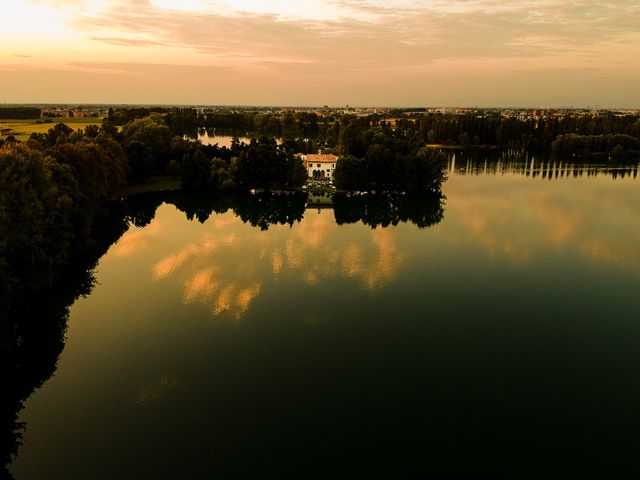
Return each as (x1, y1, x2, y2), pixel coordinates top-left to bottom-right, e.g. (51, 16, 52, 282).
(0, 104, 639, 122)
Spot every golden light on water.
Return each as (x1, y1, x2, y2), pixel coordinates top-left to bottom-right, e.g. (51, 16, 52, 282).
(144, 208, 406, 320)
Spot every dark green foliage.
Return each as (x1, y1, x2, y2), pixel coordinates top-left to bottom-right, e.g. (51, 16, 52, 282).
(0, 145, 62, 285)
(101, 118, 119, 139)
(209, 157, 235, 191)
(0, 133, 128, 288)
(0, 107, 40, 119)
(45, 123, 73, 146)
(233, 137, 306, 189)
(108, 107, 171, 125)
(0, 125, 128, 299)
(106, 107, 640, 156)
(53, 137, 128, 207)
(182, 150, 213, 190)
(288, 155, 307, 187)
(333, 155, 367, 191)
(551, 134, 640, 160)
(125, 141, 154, 183)
(334, 145, 446, 192)
(166, 159, 182, 178)
(84, 124, 100, 139)
(412, 147, 448, 192)
(122, 115, 172, 171)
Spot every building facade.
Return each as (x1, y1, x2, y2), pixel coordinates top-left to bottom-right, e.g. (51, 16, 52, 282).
(298, 153, 339, 180)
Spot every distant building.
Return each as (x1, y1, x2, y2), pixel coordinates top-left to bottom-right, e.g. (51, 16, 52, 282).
(297, 152, 339, 180)
(42, 108, 71, 118)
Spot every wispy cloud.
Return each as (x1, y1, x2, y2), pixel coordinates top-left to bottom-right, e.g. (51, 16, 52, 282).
(3, 0, 640, 105)
(68, 0, 640, 71)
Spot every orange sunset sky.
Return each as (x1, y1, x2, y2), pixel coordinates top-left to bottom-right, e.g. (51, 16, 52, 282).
(1, 0, 639, 106)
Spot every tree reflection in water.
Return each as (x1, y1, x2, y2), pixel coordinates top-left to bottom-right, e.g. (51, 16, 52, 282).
(0, 204, 130, 479)
(0, 190, 444, 476)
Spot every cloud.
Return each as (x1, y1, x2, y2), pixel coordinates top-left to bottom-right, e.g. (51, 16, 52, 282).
(89, 36, 168, 47)
(68, 0, 640, 72)
(5, 0, 640, 105)
(66, 61, 237, 77)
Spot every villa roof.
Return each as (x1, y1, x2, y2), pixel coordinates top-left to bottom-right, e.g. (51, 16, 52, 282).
(306, 154, 338, 162)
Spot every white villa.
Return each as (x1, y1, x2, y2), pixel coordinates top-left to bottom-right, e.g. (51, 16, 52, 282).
(297, 153, 339, 180)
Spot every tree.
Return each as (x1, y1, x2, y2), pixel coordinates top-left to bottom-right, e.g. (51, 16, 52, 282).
(182, 149, 212, 190)
(0, 144, 71, 282)
(166, 159, 182, 179)
(365, 144, 393, 189)
(412, 147, 447, 192)
(121, 115, 172, 171)
(125, 141, 154, 183)
(287, 155, 307, 188)
(233, 137, 300, 189)
(209, 158, 234, 191)
(334, 155, 367, 191)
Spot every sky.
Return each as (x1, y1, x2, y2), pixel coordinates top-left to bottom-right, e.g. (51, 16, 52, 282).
(0, 0, 639, 107)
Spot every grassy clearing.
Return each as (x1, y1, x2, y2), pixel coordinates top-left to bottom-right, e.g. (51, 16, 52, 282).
(118, 176, 182, 198)
(425, 143, 501, 150)
(0, 118, 104, 142)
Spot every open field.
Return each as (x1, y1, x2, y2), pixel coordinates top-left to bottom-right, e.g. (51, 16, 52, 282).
(0, 117, 104, 142)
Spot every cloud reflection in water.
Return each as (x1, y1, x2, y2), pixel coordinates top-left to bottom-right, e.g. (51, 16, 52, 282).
(152, 208, 405, 319)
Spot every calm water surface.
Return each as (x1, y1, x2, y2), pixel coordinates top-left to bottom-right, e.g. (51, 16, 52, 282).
(194, 131, 251, 147)
(190, 130, 284, 147)
(10, 160, 640, 476)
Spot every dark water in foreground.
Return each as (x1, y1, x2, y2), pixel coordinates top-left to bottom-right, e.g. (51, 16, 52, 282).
(9, 160, 640, 477)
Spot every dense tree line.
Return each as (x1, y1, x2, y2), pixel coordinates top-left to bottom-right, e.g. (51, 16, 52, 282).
(551, 134, 640, 160)
(0, 131, 127, 291)
(107, 107, 172, 125)
(311, 118, 446, 192)
(109, 107, 640, 153)
(0, 113, 311, 351)
(0, 107, 41, 120)
(334, 148, 446, 192)
(96, 111, 449, 193)
(414, 114, 640, 153)
(87, 113, 308, 190)
(179, 137, 307, 191)
(0, 116, 313, 287)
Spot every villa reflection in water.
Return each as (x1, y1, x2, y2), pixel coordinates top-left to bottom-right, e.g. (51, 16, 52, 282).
(8, 158, 640, 478)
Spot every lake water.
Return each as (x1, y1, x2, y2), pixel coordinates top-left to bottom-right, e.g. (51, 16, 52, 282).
(9, 157, 640, 476)
(188, 130, 281, 148)
(194, 130, 251, 148)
